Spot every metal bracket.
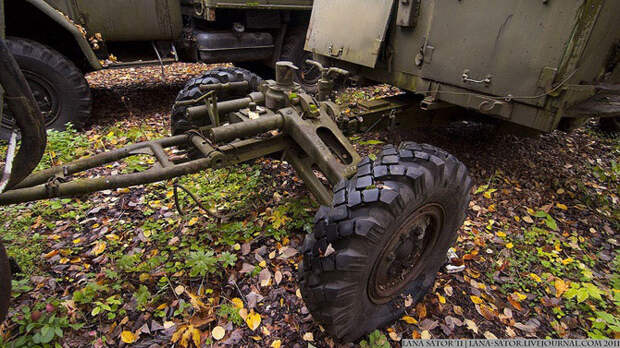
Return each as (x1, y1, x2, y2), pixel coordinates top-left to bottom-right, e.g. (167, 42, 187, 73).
(462, 69, 492, 86)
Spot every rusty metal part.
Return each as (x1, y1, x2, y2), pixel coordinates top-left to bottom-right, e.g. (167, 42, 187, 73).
(0, 38, 47, 191)
(368, 203, 443, 304)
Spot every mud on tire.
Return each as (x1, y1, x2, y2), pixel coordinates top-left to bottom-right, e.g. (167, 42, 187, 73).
(170, 66, 262, 136)
(299, 142, 472, 342)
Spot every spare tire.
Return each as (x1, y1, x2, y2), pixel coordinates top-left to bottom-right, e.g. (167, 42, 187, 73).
(300, 142, 471, 342)
(171, 66, 262, 136)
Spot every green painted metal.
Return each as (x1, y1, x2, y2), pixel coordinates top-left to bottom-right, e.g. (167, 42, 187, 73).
(68, 0, 183, 42)
(205, 0, 312, 10)
(24, 0, 102, 70)
(308, 0, 620, 132)
(0, 64, 361, 206)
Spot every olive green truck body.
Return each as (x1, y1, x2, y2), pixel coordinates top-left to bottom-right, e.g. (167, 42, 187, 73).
(5, 0, 313, 70)
(306, 0, 620, 132)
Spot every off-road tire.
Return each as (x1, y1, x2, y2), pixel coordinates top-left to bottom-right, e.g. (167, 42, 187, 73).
(1, 38, 91, 140)
(0, 241, 11, 323)
(299, 142, 471, 342)
(280, 26, 319, 93)
(599, 117, 620, 133)
(170, 67, 262, 136)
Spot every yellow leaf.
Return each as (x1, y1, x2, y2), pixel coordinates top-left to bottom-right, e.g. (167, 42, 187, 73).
(554, 279, 568, 297)
(120, 330, 137, 344)
(556, 203, 568, 210)
(166, 190, 174, 199)
(212, 326, 225, 340)
(302, 332, 314, 342)
(171, 326, 186, 343)
(421, 330, 432, 339)
(271, 339, 282, 348)
(73, 238, 81, 245)
(181, 325, 193, 348)
(529, 273, 542, 283)
(295, 289, 302, 298)
(506, 242, 514, 249)
(513, 291, 527, 301)
(106, 233, 119, 241)
(401, 315, 418, 324)
(437, 293, 446, 304)
(186, 291, 208, 311)
(188, 217, 199, 226)
(106, 131, 115, 138)
(246, 310, 261, 331)
(233, 243, 241, 251)
(117, 188, 130, 193)
(259, 260, 267, 268)
(496, 231, 506, 238)
(561, 257, 573, 265)
(174, 285, 185, 296)
(470, 296, 483, 304)
(91, 241, 106, 256)
(522, 216, 534, 224)
(231, 297, 244, 309)
(514, 216, 521, 222)
(192, 327, 201, 347)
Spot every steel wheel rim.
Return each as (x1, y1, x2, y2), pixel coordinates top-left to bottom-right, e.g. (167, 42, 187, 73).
(1, 70, 59, 130)
(368, 203, 444, 304)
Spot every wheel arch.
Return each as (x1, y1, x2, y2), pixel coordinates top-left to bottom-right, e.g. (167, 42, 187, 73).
(5, 0, 101, 72)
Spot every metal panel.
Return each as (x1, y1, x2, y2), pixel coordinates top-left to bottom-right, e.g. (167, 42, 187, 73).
(305, 0, 395, 68)
(420, 0, 583, 106)
(205, 0, 313, 10)
(75, 0, 183, 41)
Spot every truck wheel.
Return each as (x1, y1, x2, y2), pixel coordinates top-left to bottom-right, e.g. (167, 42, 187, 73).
(0, 38, 91, 140)
(299, 142, 471, 342)
(599, 117, 620, 133)
(171, 66, 262, 136)
(0, 241, 11, 323)
(280, 26, 320, 93)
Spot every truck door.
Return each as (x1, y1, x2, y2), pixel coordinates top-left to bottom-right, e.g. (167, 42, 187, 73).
(420, 0, 584, 107)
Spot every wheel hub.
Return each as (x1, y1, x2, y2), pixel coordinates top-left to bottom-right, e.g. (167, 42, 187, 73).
(368, 203, 443, 304)
(1, 70, 59, 130)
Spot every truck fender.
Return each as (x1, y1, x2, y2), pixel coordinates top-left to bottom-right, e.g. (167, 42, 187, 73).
(24, 0, 101, 70)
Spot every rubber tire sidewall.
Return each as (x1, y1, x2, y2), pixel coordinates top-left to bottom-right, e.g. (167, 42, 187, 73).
(1, 39, 91, 140)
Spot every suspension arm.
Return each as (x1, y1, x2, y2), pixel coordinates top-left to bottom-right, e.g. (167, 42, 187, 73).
(0, 134, 291, 205)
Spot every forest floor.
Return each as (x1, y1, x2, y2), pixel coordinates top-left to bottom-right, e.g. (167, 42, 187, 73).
(0, 63, 618, 347)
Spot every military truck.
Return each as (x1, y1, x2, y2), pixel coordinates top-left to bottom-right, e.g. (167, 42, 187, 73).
(1, 0, 619, 344)
(0, 0, 314, 139)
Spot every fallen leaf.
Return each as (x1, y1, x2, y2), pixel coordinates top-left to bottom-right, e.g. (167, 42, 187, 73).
(120, 330, 137, 344)
(554, 279, 568, 297)
(212, 326, 225, 340)
(271, 339, 282, 348)
(401, 315, 418, 324)
(175, 285, 185, 296)
(231, 297, 244, 309)
(484, 331, 497, 339)
(464, 319, 479, 334)
(246, 310, 261, 331)
(470, 296, 483, 304)
(302, 332, 314, 342)
(388, 331, 400, 341)
(421, 330, 431, 339)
